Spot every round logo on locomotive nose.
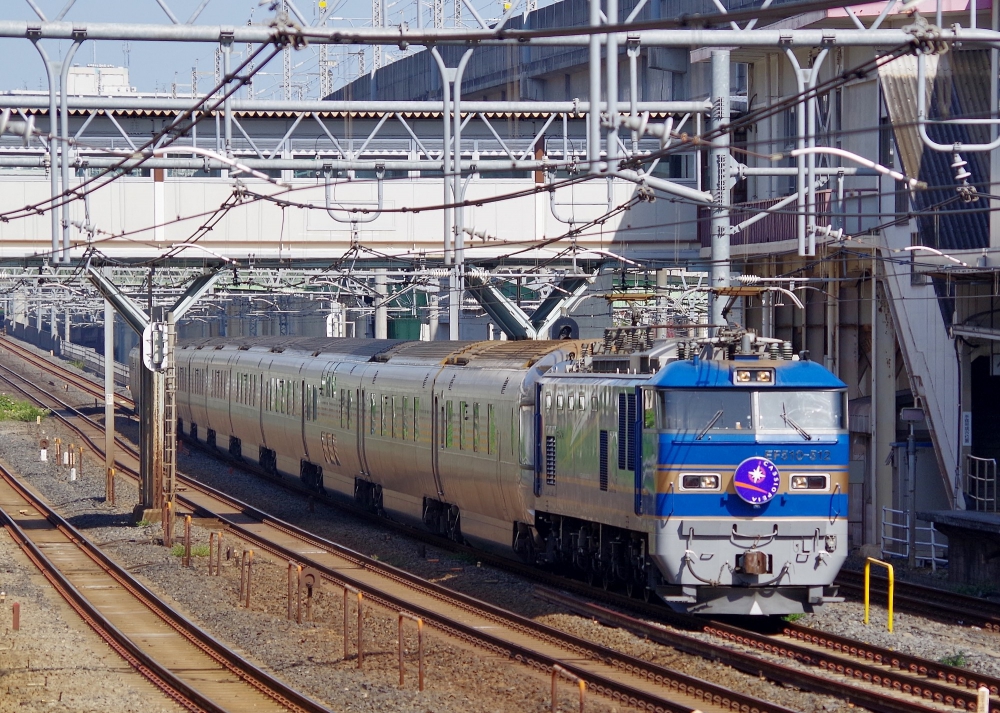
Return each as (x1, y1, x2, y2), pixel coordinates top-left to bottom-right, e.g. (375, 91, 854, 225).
(733, 457, 781, 505)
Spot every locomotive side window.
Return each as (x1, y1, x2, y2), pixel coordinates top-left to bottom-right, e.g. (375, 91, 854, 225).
(643, 390, 655, 428)
(445, 400, 454, 448)
(459, 401, 467, 450)
(518, 405, 534, 467)
(394, 396, 401, 438)
(369, 393, 377, 435)
(488, 404, 497, 455)
(473, 403, 480, 452)
(412, 397, 419, 442)
(339, 389, 345, 428)
(661, 390, 752, 433)
(322, 371, 336, 398)
(305, 384, 316, 421)
(402, 397, 409, 439)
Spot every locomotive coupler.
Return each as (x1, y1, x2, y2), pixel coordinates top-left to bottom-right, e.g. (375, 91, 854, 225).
(741, 549, 769, 575)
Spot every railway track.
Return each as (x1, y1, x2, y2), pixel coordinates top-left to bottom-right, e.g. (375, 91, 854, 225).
(4, 335, 1000, 712)
(835, 568, 1000, 633)
(536, 587, 1000, 713)
(0, 337, 134, 410)
(0, 459, 329, 713)
(0, 338, 801, 713)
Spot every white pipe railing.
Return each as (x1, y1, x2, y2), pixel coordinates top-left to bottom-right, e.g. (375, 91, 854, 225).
(880, 506, 949, 571)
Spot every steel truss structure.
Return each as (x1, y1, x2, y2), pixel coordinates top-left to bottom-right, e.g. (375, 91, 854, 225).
(0, 0, 994, 340)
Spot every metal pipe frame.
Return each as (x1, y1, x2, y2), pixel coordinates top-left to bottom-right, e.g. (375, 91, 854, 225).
(31, 41, 60, 263)
(0, 21, 996, 47)
(59, 40, 82, 262)
(0, 95, 708, 114)
(0, 156, 629, 172)
(606, 0, 619, 165)
(708, 50, 730, 329)
(916, 50, 1000, 153)
(451, 49, 474, 341)
(587, 0, 602, 173)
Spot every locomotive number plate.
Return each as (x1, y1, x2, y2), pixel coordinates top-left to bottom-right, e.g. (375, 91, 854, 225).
(763, 449, 832, 462)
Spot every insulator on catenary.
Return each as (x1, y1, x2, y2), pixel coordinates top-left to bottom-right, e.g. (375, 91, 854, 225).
(781, 341, 793, 360)
(769, 342, 780, 359)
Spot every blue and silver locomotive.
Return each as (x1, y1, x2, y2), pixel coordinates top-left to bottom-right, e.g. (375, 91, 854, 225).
(136, 328, 847, 615)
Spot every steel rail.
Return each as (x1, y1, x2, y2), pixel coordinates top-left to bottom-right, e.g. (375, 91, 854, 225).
(0, 461, 329, 713)
(835, 569, 1000, 633)
(0, 337, 133, 409)
(0, 346, 798, 713)
(535, 587, 1000, 713)
(0, 483, 205, 713)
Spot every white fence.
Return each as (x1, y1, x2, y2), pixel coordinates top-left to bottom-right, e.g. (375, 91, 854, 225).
(966, 455, 998, 513)
(881, 506, 949, 571)
(61, 341, 129, 388)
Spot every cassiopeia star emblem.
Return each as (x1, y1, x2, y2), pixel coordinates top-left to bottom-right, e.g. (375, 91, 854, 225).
(733, 457, 781, 505)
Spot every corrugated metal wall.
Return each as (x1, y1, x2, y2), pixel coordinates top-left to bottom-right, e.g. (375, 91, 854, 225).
(329, 0, 653, 103)
(879, 50, 990, 251)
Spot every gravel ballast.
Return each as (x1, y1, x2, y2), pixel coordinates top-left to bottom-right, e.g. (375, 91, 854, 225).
(0, 523, 181, 712)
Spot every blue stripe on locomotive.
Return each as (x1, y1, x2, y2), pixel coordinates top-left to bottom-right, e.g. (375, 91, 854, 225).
(656, 492, 849, 518)
(652, 426, 849, 520)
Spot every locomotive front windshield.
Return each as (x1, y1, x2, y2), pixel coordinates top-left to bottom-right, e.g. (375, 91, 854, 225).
(757, 391, 843, 433)
(661, 391, 753, 433)
(659, 389, 845, 436)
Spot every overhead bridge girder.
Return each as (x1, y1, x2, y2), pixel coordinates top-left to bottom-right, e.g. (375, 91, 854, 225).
(465, 272, 594, 340)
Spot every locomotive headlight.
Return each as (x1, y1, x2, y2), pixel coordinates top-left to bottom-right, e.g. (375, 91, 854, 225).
(682, 474, 720, 490)
(736, 370, 752, 383)
(755, 370, 772, 383)
(790, 474, 829, 490)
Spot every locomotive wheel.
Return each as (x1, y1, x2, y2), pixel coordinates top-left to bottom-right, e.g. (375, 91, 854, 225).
(642, 587, 653, 602)
(625, 580, 636, 598)
(585, 568, 597, 587)
(601, 573, 612, 591)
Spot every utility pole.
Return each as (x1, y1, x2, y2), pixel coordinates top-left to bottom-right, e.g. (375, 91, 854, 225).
(373, 0, 384, 71)
(319, 44, 332, 98)
(708, 50, 731, 329)
(283, 0, 292, 100)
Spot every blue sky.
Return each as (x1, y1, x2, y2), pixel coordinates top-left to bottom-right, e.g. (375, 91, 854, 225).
(0, 0, 512, 97)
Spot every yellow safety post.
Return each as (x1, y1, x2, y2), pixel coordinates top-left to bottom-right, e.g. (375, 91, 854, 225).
(863, 556, 894, 632)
